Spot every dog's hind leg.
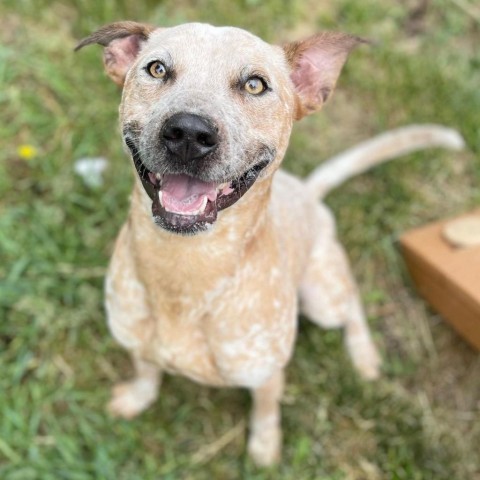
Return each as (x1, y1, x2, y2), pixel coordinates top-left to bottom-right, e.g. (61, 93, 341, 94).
(248, 370, 284, 466)
(104, 224, 162, 418)
(299, 206, 381, 380)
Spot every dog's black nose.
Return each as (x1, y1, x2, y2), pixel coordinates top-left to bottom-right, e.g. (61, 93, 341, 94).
(161, 113, 218, 160)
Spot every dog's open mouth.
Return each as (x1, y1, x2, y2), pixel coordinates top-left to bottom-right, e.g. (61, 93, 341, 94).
(125, 138, 273, 234)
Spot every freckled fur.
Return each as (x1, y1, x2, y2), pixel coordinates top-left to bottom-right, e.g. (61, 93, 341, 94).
(77, 21, 381, 466)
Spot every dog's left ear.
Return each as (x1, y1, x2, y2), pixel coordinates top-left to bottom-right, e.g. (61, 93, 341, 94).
(75, 21, 156, 86)
(284, 32, 366, 120)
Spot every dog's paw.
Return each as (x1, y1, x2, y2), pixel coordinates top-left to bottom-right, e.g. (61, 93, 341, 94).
(347, 336, 381, 381)
(247, 426, 282, 467)
(107, 380, 158, 419)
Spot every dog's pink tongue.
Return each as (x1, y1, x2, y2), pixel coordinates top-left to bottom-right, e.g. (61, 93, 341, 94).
(161, 174, 218, 214)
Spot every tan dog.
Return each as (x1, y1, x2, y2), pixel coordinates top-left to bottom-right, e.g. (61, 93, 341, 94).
(76, 22, 464, 466)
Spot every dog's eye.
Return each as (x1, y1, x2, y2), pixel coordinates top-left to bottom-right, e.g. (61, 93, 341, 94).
(244, 77, 267, 95)
(147, 61, 167, 79)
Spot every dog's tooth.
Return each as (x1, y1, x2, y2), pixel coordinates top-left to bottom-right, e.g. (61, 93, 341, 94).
(187, 196, 208, 215)
(200, 195, 208, 212)
(158, 191, 164, 207)
(156, 173, 162, 180)
(191, 195, 208, 215)
(217, 182, 233, 193)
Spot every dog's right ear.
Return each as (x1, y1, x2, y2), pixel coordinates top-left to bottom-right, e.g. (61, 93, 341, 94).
(75, 21, 156, 86)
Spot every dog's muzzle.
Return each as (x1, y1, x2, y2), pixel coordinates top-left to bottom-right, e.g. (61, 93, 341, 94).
(123, 116, 275, 236)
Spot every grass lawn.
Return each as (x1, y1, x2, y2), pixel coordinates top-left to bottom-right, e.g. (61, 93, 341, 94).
(1, 1, 479, 478)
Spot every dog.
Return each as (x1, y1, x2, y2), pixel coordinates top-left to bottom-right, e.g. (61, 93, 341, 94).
(75, 21, 464, 466)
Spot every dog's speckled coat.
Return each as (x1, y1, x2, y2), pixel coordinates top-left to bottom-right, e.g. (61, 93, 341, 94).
(75, 22, 461, 466)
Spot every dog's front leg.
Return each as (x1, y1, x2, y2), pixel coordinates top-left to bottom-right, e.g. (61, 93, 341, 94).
(108, 354, 162, 419)
(105, 224, 162, 418)
(247, 370, 284, 466)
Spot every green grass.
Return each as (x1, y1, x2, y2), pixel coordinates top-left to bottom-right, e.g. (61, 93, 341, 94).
(1, 1, 479, 479)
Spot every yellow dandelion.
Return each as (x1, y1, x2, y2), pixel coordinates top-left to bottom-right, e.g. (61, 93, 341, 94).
(17, 144, 38, 160)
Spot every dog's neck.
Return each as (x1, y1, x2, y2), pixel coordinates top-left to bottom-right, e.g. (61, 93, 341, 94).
(126, 179, 274, 294)
(124, 178, 275, 304)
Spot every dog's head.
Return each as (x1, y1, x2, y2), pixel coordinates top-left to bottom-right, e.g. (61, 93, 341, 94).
(76, 22, 362, 235)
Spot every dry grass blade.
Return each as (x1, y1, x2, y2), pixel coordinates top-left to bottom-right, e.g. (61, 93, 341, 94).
(450, 0, 480, 23)
(191, 420, 246, 465)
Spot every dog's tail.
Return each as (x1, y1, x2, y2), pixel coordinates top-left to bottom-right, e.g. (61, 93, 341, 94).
(306, 124, 465, 199)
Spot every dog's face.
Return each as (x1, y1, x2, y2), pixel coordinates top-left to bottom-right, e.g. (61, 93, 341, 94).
(122, 24, 293, 234)
(76, 22, 361, 234)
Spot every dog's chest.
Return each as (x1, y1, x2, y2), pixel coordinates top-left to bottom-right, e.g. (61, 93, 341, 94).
(107, 189, 314, 389)
(141, 260, 298, 388)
